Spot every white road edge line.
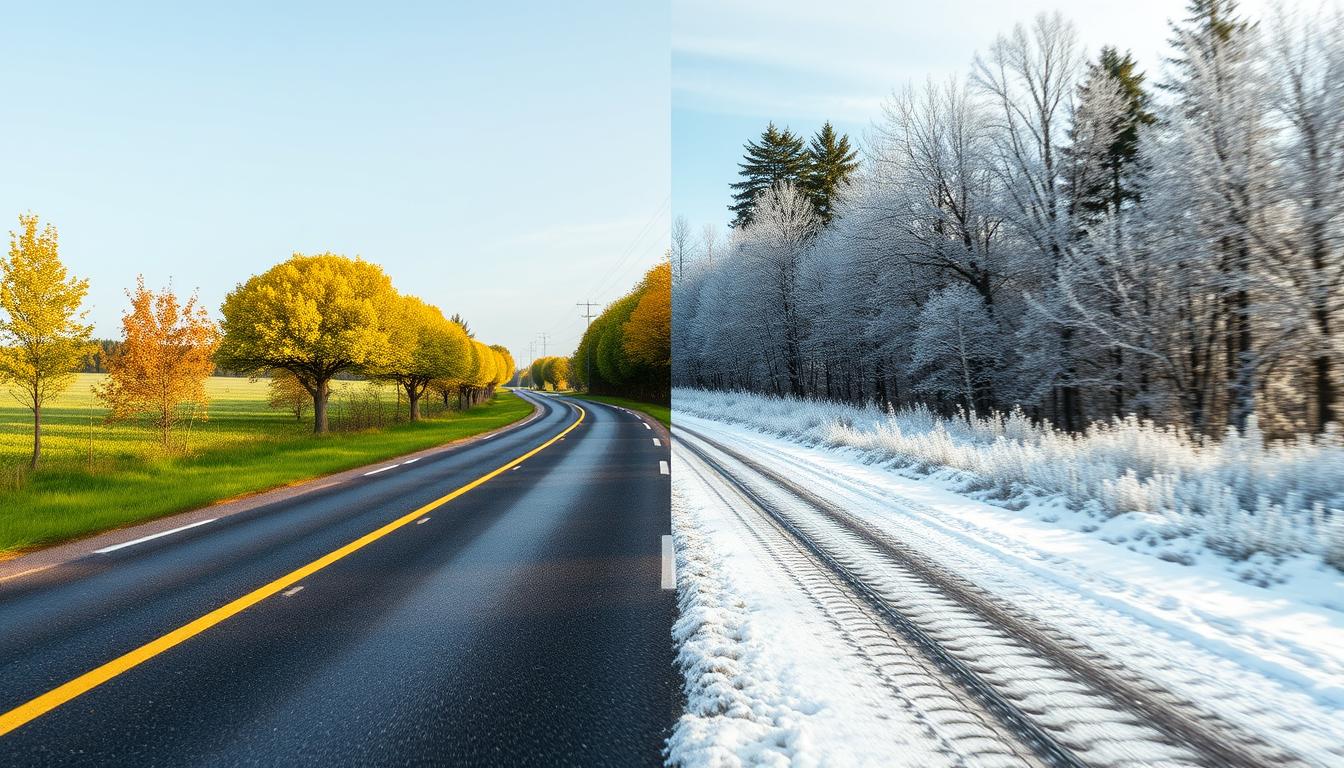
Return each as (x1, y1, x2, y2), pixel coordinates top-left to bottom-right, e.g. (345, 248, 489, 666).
(653, 438, 662, 447)
(403, 457, 421, 463)
(661, 535, 676, 589)
(94, 518, 219, 554)
(643, 423, 651, 430)
(363, 464, 398, 476)
(659, 460, 670, 475)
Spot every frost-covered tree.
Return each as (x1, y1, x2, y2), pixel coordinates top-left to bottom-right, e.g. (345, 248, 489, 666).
(1162, 0, 1277, 432)
(973, 12, 1087, 430)
(1066, 48, 1156, 230)
(866, 79, 1010, 308)
(1264, 8, 1344, 432)
(732, 182, 820, 395)
(908, 284, 1001, 415)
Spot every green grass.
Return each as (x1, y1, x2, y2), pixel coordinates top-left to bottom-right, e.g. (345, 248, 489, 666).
(569, 393, 670, 428)
(0, 375, 532, 555)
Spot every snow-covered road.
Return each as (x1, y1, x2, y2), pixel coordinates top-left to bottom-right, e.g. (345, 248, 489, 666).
(668, 412, 1344, 767)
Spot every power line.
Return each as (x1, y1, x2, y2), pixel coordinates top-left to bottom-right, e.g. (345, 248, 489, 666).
(576, 301, 599, 327)
(585, 195, 670, 303)
(577, 300, 599, 389)
(539, 195, 671, 340)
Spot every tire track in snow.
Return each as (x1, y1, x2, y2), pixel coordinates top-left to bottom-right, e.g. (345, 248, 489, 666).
(676, 441, 1046, 768)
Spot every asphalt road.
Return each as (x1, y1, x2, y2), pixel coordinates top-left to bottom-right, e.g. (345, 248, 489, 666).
(0, 391, 678, 766)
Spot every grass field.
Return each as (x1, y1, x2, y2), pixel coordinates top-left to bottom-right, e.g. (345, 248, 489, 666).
(570, 393, 670, 428)
(0, 375, 532, 555)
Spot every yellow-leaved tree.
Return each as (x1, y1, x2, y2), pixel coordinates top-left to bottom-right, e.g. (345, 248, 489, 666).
(623, 260, 671, 371)
(376, 295, 470, 421)
(95, 277, 221, 449)
(489, 345, 514, 389)
(218, 253, 397, 434)
(0, 214, 93, 468)
(464, 339, 497, 407)
(542, 356, 571, 390)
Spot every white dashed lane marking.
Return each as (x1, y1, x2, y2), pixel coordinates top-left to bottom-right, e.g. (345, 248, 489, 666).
(659, 460, 670, 475)
(94, 518, 219, 554)
(661, 535, 675, 589)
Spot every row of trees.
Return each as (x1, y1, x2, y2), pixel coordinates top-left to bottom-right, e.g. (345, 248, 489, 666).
(525, 356, 571, 390)
(675, 0, 1344, 438)
(569, 261, 671, 403)
(213, 253, 514, 433)
(0, 214, 512, 467)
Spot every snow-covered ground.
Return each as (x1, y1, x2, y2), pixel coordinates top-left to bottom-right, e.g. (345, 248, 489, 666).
(668, 392, 1344, 766)
(669, 444, 1030, 767)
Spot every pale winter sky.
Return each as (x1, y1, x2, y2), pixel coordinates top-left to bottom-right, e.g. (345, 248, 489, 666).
(0, 1, 670, 366)
(672, 0, 1283, 231)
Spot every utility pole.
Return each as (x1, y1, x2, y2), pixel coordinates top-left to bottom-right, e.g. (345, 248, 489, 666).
(537, 333, 550, 358)
(577, 301, 598, 392)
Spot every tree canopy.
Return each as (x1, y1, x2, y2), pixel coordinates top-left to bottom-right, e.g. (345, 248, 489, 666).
(0, 214, 93, 467)
(95, 278, 221, 448)
(218, 253, 399, 433)
(373, 295, 471, 421)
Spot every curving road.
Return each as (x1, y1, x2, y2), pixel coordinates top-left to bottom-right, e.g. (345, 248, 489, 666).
(0, 391, 678, 766)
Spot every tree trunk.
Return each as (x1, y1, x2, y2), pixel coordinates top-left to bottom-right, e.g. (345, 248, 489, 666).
(406, 382, 422, 422)
(1315, 308, 1336, 431)
(1227, 279, 1254, 433)
(1059, 327, 1080, 433)
(313, 379, 330, 434)
(31, 400, 41, 470)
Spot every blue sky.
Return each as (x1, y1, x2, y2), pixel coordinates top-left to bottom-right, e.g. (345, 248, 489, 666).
(672, 0, 1275, 232)
(0, 1, 669, 364)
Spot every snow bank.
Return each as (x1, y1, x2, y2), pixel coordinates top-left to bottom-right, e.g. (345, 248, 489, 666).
(673, 388, 1344, 573)
(666, 481, 818, 767)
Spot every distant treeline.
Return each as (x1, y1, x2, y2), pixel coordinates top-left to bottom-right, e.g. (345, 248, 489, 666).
(570, 261, 670, 403)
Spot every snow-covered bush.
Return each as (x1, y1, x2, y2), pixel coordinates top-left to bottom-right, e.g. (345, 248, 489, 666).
(674, 388, 1344, 568)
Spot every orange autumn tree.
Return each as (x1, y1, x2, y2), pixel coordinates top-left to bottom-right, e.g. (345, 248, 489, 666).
(622, 260, 671, 370)
(96, 277, 221, 449)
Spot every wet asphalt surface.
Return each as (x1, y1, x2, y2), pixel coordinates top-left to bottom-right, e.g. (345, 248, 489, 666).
(0, 391, 679, 766)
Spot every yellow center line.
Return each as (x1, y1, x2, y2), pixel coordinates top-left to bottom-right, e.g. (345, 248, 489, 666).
(0, 402, 586, 738)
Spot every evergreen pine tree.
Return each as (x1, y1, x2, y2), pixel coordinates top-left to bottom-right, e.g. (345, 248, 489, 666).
(804, 121, 859, 225)
(729, 122, 809, 227)
(1163, 0, 1253, 98)
(1067, 48, 1155, 225)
